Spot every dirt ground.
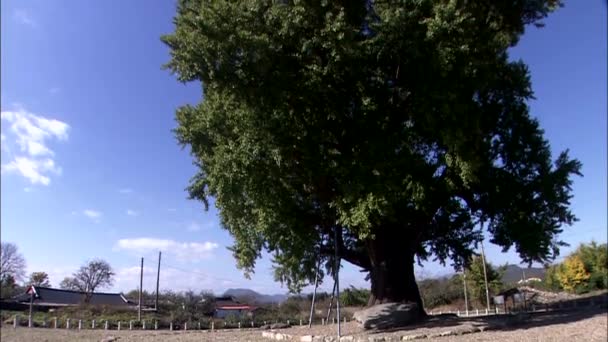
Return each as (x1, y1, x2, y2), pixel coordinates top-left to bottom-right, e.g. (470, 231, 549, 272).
(1, 308, 606, 341)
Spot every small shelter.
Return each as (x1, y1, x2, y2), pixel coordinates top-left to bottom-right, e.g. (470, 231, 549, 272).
(213, 296, 257, 319)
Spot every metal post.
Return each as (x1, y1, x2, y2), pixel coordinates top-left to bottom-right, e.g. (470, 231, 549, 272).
(326, 280, 337, 323)
(54, 317, 58, 329)
(92, 319, 96, 329)
(118, 321, 121, 330)
(170, 322, 173, 331)
(138, 257, 144, 321)
(105, 320, 108, 330)
(463, 267, 469, 316)
(156, 251, 161, 311)
(78, 320, 82, 330)
(308, 259, 320, 328)
(28, 290, 34, 328)
(129, 320, 133, 330)
(143, 320, 146, 330)
(155, 321, 158, 330)
(334, 226, 341, 338)
(67, 318, 71, 329)
(13, 315, 17, 329)
(479, 221, 491, 312)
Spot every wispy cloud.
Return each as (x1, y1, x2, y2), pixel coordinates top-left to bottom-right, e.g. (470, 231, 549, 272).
(118, 188, 133, 194)
(14, 9, 36, 27)
(83, 209, 102, 221)
(186, 221, 216, 232)
(126, 209, 139, 217)
(0, 107, 69, 185)
(115, 238, 219, 261)
(187, 222, 201, 232)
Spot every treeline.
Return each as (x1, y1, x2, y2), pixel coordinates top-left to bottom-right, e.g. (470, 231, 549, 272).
(543, 241, 607, 294)
(419, 241, 608, 310)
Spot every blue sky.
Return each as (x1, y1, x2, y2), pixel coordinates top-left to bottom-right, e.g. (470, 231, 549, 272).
(1, 1, 606, 295)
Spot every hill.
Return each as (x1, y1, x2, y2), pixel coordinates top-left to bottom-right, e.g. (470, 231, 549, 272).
(223, 288, 288, 304)
(501, 264, 546, 284)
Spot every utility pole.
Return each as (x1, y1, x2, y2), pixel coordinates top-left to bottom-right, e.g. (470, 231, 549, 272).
(155, 251, 162, 311)
(138, 257, 144, 321)
(334, 227, 341, 338)
(462, 266, 469, 316)
(308, 260, 320, 328)
(326, 280, 337, 322)
(479, 234, 491, 312)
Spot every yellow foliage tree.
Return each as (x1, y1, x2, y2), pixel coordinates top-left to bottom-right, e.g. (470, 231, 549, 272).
(556, 256, 590, 292)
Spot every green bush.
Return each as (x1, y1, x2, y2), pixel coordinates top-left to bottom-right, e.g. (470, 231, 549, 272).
(339, 287, 369, 307)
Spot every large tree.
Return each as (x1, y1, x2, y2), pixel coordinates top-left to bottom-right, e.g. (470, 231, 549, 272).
(162, 0, 581, 318)
(60, 259, 114, 302)
(0, 242, 26, 283)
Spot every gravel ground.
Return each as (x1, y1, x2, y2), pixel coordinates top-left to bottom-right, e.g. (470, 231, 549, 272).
(1, 309, 606, 341)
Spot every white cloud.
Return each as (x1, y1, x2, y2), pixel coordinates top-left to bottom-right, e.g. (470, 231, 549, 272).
(83, 209, 102, 220)
(14, 9, 36, 27)
(115, 238, 219, 261)
(126, 209, 139, 217)
(1, 157, 60, 185)
(23, 187, 32, 192)
(119, 188, 133, 194)
(187, 221, 216, 232)
(1, 107, 69, 185)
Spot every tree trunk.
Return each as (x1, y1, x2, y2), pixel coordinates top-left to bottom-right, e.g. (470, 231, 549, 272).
(366, 230, 426, 318)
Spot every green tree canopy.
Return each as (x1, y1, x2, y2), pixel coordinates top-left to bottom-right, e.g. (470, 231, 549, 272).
(163, 0, 581, 317)
(465, 256, 505, 307)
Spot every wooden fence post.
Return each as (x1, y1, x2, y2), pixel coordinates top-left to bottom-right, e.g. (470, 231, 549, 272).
(118, 321, 121, 331)
(169, 322, 173, 331)
(13, 315, 17, 329)
(105, 321, 108, 330)
(66, 318, 71, 329)
(78, 320, 82, 330)
(92, 319, 96, 329)
(54, 317, 58, 329)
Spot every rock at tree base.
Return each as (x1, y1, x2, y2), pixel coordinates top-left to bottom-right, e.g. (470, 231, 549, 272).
(353, 302, 420, 330)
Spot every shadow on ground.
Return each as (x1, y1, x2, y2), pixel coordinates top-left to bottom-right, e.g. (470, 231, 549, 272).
(368, 292, 608, 335)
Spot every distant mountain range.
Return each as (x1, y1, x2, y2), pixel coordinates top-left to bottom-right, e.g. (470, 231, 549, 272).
(501, 264, 546, 284)
(223, 265, 545, 303)
(223, 288, 288, 304)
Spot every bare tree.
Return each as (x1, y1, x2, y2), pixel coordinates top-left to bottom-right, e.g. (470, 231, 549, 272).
(0, 242, 26, 283)
(28, 272, 51, 287)
(61, 259, 115, 302)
